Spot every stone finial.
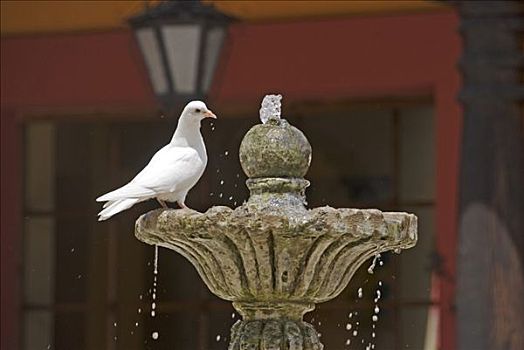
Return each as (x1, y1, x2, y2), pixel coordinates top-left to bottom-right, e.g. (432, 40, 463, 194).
(239, 118, 312, 178)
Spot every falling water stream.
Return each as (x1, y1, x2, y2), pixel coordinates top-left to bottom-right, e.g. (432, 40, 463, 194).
(343, 254, 385, 349)
(150, 245, 159, 341)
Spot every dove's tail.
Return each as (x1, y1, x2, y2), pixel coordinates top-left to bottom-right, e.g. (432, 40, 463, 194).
(98, 198, 140, 221)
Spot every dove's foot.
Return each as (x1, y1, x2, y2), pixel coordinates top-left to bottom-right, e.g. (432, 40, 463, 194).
(157, 199, 169, 209)
(177, 201, 189, 210)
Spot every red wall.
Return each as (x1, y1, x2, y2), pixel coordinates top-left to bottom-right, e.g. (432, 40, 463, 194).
(1, 30, 155, 108)
(1, 11, 461, 350)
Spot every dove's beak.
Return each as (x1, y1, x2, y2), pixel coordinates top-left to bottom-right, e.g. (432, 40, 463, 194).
(204, 110, 217, 119)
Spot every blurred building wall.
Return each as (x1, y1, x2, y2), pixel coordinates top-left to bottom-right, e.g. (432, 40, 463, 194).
(1, 6, 461, 350)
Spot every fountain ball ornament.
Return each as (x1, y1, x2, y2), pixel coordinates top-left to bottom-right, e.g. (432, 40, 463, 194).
(136, 94, 417, 349)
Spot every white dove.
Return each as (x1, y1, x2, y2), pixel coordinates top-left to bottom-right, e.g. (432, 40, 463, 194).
(96, 101, 216, 221)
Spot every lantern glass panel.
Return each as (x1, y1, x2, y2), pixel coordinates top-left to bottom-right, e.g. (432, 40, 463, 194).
(161, 24, 201, 94)
(201, 26, 226, 93)
(135, 27, 169, 95)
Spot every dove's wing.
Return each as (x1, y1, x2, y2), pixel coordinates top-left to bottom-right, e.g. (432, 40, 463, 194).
(96, 145, 204, 202)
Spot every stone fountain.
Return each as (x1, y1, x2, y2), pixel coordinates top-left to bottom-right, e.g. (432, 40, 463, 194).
(135, 95, 417, 349)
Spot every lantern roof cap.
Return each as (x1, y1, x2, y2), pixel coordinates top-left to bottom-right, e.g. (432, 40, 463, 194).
(129, 0, 233, 26)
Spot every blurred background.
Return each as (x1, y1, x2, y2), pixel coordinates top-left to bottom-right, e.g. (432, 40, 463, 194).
(1, 1, 522, 350)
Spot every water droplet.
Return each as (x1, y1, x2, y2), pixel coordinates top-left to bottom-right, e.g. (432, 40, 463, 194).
(378, 281, 383, 287)
(151, 310, 156, 317)
(357, 288, 363, 298)
(138, 308, 142, 314)
(219, 193, 223, 198)
(152, 332, 159, 340)
(228, 196, 233, 201)
(216, 335, 221, 342)
(352, 330, 358, 337)
(70, 248, 75, 253)
(374, 305, 380, 314)
(345, 339, 351, 345)
(224, 151, 229, 156)
(368, 253, 381, 274)
(317, 333, 322, 338)
(231, 313, 235, 319)
(372, 332, 376, 338)
(348, 312, 353, 318)
(220, 180, 224, 185)
(135, 322, 139, 327)
(372, 315, 378, 322)
(345, 323, 352, 330)
(113, 322, 117, 327)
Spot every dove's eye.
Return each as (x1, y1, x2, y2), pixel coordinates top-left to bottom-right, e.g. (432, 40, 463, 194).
(195, 108, 201, 113)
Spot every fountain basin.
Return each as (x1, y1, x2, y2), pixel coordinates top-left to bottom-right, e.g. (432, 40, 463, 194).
(136, 205, 416, 305)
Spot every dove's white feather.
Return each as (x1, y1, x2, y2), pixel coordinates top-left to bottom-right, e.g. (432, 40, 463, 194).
(98, 198, 140, 221)
(96, 101, 215, 221)
(96, 146, 203, 202)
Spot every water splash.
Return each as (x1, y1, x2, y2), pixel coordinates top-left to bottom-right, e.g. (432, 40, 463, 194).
(259, 94, 282, 124)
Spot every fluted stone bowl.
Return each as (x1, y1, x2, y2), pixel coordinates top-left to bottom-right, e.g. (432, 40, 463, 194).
(136, 205, 416, 312)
